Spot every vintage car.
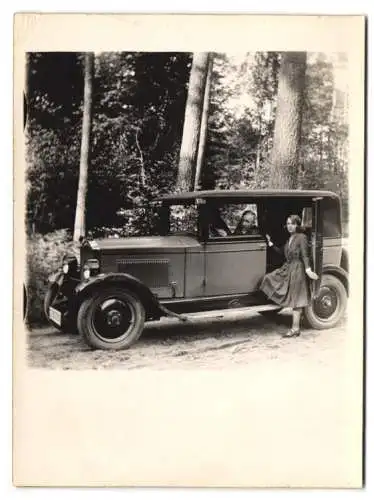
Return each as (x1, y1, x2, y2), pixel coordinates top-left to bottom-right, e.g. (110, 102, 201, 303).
(45, 190, 349, 350)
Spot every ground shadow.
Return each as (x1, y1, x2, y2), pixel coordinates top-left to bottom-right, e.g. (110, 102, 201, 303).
(138, 311, 292, 344)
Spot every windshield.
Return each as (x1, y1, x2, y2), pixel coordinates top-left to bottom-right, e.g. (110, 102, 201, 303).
(167, 204, 199, 236)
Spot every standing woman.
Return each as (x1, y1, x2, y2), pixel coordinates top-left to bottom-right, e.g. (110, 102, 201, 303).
(260, 214, 319, 338)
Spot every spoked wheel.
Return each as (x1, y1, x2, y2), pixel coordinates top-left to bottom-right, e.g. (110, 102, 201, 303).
(77, 288, 145, 350)
(303, 274, 347, 329)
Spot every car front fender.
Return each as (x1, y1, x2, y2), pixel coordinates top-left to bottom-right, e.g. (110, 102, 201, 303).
(47, 270, 65, 287)
(74, 272, 163, 320)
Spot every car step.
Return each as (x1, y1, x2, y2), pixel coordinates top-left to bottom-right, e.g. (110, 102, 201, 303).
(160, 303, 282, 323)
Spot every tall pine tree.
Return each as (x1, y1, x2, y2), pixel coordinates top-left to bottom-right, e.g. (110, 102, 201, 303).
(176, 52, 210, 192)
(267, 52, 307, 189)
(73, 52, 94, 241)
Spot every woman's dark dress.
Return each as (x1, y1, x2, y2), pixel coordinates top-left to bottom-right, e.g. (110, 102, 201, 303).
(260, 232, 311, 308)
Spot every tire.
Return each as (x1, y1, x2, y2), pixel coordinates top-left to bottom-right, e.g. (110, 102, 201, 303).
(77, 287, 145, 350)
(303, 274, 347, 330)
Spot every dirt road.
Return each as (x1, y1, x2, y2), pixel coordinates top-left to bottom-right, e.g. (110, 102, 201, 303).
(27, 309, 348, 370)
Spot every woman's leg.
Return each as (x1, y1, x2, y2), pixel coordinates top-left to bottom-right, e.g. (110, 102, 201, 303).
(292, 307, 302, 331)
(282, 307, 302, 337)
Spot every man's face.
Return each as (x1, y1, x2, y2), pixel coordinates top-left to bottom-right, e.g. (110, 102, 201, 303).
(242, 213, 255, 230)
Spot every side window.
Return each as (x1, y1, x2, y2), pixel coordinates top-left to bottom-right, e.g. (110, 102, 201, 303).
(208, 203, 260, 238)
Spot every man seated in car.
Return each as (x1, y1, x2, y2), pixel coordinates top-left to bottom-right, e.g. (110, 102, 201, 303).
(234, 209, 260, 235)
(208, 208, 231, 237)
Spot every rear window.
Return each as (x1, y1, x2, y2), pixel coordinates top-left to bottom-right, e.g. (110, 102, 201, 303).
(323, 199, 341, 238)
(301, 206, 313, 228)
(301, 200, 341, 238)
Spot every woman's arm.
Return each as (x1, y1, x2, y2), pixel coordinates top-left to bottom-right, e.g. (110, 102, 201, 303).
(266, 234, 284, 255)
(300, 233, 319, 279)
(299, 233, 311, 269)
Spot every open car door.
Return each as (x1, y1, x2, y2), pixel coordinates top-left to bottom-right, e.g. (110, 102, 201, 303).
(311, 197, 323, 298)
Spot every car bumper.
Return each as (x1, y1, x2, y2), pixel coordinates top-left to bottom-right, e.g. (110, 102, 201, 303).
(46, 271, 79, 331)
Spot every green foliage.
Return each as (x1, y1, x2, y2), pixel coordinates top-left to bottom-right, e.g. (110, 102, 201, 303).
(299, 53, 349, 219)
(169, 205, 198, 234)
(26, 124, 80, 233)
(26, 52, 191, 235)
(90, 205, 162, 238)
(26, 230, 78, 324)
(25, 51, 349, 238)
(204, 52, 280, 190)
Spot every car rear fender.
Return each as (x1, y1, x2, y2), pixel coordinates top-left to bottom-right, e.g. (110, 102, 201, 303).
(322, 265, 349, 296)
(74, 272, 163, 320)
(340, 247, 349, 272)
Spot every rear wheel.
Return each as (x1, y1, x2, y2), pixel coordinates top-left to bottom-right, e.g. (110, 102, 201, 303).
(303, 274, 347, 329)
(77, 287, 145, 350)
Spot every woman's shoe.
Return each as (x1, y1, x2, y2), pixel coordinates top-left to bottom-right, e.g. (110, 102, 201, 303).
(282, 329, 300, 338)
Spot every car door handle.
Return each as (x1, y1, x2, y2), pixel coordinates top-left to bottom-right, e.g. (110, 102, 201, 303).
(257, 243, 267, 249)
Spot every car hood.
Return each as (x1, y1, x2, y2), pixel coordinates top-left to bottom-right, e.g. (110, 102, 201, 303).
(85, 235, 202, 252)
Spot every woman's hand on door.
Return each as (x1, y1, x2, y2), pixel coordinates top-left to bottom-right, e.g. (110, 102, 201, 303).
(306, 268, 319, 280)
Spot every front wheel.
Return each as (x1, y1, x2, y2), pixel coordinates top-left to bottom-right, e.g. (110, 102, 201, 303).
(77, 287, 145, 350)
(303, 274, 347, 330)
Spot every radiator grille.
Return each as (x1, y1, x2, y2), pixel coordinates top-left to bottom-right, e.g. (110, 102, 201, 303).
(117, 258, 170, 288)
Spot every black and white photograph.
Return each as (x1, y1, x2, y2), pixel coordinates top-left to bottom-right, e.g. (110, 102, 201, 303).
(24, 49, 352, 366)
(13, 14, 365, 488)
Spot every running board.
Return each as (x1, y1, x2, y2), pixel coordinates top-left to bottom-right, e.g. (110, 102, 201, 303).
(158, 303, 281, 323)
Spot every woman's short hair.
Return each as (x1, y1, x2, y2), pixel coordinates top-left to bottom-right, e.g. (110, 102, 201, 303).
(287, 214, 304, 232)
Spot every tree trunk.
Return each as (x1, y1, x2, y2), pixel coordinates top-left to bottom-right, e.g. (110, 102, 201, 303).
(267, 52, 307, 189)
(194, 54, 213, 190)
(176, 52, 210, 192)
(73, 53, 94, 241)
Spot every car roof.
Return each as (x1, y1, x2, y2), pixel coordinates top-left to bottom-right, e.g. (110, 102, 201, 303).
(158, 189, 340, 203)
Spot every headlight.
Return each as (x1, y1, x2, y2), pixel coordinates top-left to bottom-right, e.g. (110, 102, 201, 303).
(62, 256, 78, 275)
(82, 258, 100, 280)
(85, 258, 100, 270)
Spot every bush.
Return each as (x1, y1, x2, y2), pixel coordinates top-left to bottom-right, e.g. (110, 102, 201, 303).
(90, 206, 162, 238)
(26, 229, 78, 325)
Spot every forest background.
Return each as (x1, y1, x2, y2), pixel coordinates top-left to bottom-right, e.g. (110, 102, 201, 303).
(24, 51, 349, 322)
